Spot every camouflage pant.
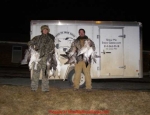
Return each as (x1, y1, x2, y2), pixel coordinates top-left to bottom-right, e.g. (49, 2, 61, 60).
(31, 56, 49, 91)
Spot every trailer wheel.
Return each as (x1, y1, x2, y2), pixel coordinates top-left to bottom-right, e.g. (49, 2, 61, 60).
(67, 69, 85, 88)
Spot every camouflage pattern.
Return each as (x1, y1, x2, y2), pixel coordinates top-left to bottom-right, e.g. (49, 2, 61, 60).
(41, 25, 50, 33)
(28, 33, 55, 91)
(67, 35, 96, 63)
(28, 34, 55, 57)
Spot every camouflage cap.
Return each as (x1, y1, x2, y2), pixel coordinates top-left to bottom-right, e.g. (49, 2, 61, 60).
(41, 25, 50, 32)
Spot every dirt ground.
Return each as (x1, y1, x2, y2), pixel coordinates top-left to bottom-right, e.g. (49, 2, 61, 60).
(0, 85, 150, 115)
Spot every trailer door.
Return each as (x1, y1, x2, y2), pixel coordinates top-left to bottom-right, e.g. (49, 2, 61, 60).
(100, 28, 124, 76)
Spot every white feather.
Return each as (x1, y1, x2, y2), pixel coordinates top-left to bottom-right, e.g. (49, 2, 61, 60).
(28, 46, 41, 70)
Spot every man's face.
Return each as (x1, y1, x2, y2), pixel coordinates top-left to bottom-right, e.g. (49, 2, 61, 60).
(79, 30, 85, 37)
(42, 29, 48, 34)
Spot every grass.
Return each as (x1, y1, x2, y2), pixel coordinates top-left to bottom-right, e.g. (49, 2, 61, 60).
(0, 85, 150, 115)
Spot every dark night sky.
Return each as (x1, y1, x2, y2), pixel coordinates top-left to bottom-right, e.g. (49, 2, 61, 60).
(0, 1, 149, 49)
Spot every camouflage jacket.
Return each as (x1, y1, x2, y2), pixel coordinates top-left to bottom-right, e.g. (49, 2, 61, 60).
(67, 35, 96, 63)
(27, 33, 55, 58)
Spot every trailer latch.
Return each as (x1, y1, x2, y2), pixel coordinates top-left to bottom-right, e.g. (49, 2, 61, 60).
(119, 65, 126, 69)
(118, 35, 126, 38)
(106, 52, 111, 53)
(101, 50, 105, 54)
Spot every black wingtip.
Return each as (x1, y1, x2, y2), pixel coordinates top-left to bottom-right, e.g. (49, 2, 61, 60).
(65, 52, 69, 55)
(60, 54, 68, 59)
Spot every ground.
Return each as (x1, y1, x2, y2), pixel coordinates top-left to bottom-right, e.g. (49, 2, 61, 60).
(0, 85, 150, 115)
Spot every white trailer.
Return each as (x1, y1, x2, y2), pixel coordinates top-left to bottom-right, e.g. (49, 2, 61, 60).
(30, 20, 143, 87)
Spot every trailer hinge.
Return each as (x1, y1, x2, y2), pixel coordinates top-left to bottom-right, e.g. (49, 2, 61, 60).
(118, 34, 126, 38)
(119, 65, 126, 69)
(97, 35, 100, 38)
